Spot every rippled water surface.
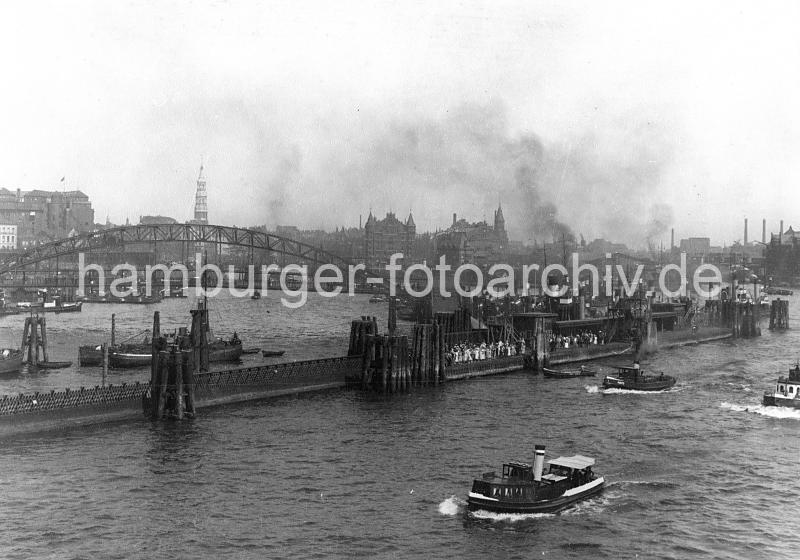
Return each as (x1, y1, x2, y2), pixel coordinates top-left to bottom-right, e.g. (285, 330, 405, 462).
(1, 293, 799, 559)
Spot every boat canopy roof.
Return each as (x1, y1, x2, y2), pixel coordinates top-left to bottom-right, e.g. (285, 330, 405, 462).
(548, 455, 595, 470)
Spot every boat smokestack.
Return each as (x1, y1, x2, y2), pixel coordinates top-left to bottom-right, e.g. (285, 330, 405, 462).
(533, 444, 546, 481)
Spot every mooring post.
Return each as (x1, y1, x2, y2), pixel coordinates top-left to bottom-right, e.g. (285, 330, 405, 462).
(434, 323, 440, 383)
(31, 317, 39, 366)
(151, 311, 160, 388)
(389, 336, 397, 392)
(378, 336, 387, 393)
(156, 350, 168, 419)
(388, 297, 397, 335)
(182, 349, 195, 417)
(439, 322, 446, 383)
(173, 346, 184, 420)
(39, 317, 49, 363)
(102, 343, 108, 387)
(21, 317, 33, 364)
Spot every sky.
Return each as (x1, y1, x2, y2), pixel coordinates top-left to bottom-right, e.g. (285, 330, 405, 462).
(2, 1, 800, 248)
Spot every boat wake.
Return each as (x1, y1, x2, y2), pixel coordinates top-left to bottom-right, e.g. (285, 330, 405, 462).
(466, 493, 610, 522)
(468, 509, 555, 522)
(601, 387, 676, 395)
(585, 384, 679, 395)
(437, 495, 466, 516)
(720, 401, 800, 420)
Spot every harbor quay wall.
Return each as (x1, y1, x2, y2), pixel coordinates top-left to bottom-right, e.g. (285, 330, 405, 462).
(444, 355, 526, 380)
(548, 342, 633, 365)
(0, 355, 361, 437)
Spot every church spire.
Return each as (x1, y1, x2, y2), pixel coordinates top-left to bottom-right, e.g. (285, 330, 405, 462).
(194, 161, 208, 224)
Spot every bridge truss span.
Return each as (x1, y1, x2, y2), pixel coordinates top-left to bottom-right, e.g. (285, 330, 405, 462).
(0, 223, 386, 282)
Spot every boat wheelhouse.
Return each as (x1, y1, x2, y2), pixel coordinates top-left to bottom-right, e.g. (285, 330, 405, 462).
(763, 365, 800, 409)
(602, 363, 676, 391)
(467, 445, 604, 514)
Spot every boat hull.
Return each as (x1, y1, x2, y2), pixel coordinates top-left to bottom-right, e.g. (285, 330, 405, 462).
(35, 361, 73, 369)
(53, 302, 82, 313)
(542, 367, 596, 378)
(110, 352, 152, 368)
(209, 344, 243, 363)
(0, 351, 23, 374)
(79, 345, 104, 366)
(763, 394, 800, 408)
(467, 478, 605, 514)
(602, 375, 675, 391)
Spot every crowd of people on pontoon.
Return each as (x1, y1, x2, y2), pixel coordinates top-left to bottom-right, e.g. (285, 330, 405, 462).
(447, 339, 525, 365)
(549, 330, 606, 351)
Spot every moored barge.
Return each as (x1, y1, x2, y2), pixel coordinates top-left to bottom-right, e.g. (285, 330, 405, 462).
(467, 445, 604, 514)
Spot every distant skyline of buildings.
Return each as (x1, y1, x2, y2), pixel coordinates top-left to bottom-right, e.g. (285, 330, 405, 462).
(2, 178, 797, 266)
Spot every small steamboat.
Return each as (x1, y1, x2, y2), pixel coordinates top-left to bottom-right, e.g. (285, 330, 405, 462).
(602, 363, 675, 391)
(763, 364, 800, 409)
(467, 445, 604, 514)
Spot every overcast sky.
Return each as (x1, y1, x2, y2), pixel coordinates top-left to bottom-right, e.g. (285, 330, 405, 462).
(2, 1, 799, 247)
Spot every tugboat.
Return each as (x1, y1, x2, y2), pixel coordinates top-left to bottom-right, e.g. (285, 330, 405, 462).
(763, 364, 800, 409)
(602, 361, 676, 391)
(467, 445, 604, 514)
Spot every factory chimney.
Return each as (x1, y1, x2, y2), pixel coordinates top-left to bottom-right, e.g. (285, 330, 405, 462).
(762, 219, 766, 244)
(744, 218, 748, 245)
(780, 220, 784, 244)
(453, 213, 457, 226)
(671, 228, 674, 250)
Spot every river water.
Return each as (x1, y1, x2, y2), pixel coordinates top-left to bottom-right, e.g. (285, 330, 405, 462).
(0, 292, 798, 559)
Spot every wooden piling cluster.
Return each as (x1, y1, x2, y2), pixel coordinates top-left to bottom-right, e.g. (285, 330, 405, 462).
(348, 317, 378, 356)
(732, 302, 761, 338)
(434, 309, 472, 346)
(146, 310, 201, 419)
(409, 323, 446, 386)
(704, 300, 762, 338)
(150, 346, 196, 420)
(769, 299, 789, 330)
(21, 315, 48, 366)
(360, 333, 412, 393)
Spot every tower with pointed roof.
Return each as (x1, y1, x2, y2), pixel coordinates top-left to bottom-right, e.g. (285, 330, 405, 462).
(493, 203, 508, 246)
(194, 163, 208, 224)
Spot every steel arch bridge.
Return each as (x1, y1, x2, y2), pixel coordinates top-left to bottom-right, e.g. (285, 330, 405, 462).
(0, 223, 382, 280)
